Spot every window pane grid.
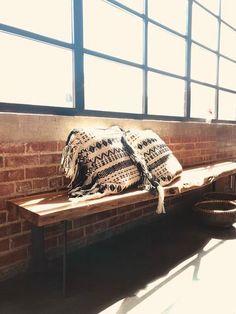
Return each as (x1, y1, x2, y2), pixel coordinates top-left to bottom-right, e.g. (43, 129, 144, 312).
(0, 0, 235, 123)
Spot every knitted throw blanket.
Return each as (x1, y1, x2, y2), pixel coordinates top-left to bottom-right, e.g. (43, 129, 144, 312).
(61, 126, 142, 201)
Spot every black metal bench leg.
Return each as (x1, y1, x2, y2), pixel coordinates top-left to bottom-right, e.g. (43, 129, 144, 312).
(62, 220, 68, 297)
(31, 225, 45, 272)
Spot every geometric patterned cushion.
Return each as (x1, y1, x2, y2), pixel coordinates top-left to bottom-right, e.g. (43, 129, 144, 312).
(61, 126, 141, 200)
(125, 129, 183, 186)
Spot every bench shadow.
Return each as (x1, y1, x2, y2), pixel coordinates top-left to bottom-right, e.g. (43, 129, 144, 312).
(0, 209, 235, 314)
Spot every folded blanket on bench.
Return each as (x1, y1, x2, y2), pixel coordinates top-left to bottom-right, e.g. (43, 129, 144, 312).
(61, 126, 183, 214)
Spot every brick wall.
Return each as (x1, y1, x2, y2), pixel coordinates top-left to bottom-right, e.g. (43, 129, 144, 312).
(0, 114, 236, 279)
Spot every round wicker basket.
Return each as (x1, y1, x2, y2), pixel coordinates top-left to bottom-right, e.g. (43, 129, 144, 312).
(203, 192, 236, 203)
(193, 200, 236, 228)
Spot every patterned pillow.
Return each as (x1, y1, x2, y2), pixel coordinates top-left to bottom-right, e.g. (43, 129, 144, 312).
(125, 129, 183, 187)
(61, 126, 142, 200)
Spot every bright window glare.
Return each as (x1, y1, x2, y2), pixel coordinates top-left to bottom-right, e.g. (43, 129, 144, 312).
(219, 57, 236, 90)
(196, 0, 220, 15)
(192, 3, 218, 50)
(191, 44, 217, 84)
(148, 72, 185, 117)
(220, 24, 236, 60)
(221, 1, 236, 29)
(116, 0, 143, 13)
(191, 83, 216, 120)
(148, 0, 187, 34)
(84, 55, 143, 113)
(0, 33, 73, 107)
(148, 24, 186, 75)
(219, 91, 236, 120)
(0, 0, 72, 42)
(83, 0, 143, 63)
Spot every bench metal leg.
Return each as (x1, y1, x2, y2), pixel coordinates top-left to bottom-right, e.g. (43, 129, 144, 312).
(62, 220, 68, 297)
(31, 225, 45, 272)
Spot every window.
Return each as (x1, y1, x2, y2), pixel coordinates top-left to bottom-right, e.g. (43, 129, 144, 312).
(148, 72, 185, 117)
(0, 0, 235, 123)
(148, 24, 186, 75)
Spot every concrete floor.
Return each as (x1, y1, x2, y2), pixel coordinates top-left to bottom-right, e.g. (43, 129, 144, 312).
(0, 208, 236, 314)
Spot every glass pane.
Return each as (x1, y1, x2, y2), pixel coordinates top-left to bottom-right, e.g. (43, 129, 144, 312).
(219, 90, 236, 121)
(83, 0, 143, 63)
(0, 0, 72, 42)
(219, 57, 236, 90)
(0, 32, 73, 107)
(192, 3, 218, 50)
(221, 1, 236, 29)
(191, 83, 216, 120)
(148, 24, 186, 75)
(191, 44, 217, 84)
(84, 55, 143, 113)
(196, 0, 220, 15)
(220, 24, 236, 60)
(148, 0, 187, 34)
(148, 72, 185, 116)
(116, 0, 143, 13)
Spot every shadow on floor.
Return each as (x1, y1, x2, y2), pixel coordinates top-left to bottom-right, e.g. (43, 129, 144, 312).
(0, 208, 235, 314)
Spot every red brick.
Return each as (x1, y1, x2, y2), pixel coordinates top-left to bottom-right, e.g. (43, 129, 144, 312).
(0, 211, 7, 224)
(67, 228, 84, 242)
(142, 205, 155, 215)
(126, 209, 142, 220)
(184, 143, 195, 150)
(7, 207, 20, 222)
(0, 183, 15, 195)
(0, 169, 24, 182)
(0, 248, 28, 268)
(107, 214, 126, 228)
(26, 166, 57, 179)
(96, 209, 117, 221)
(117, 204, 135, 214)
(0, 239, 9, 253)
(73, 214, 97, 228)
(49, 177, 63, 189)
(26, 142, 57, 153)
(0, 222, 21, 237)
(57, 141, 66, 152)
(170, 137, 182, 143)
(10, 233, 31, 249)
(40, 153, 62, 165)
(5, 155, 39, 168)
(45, 237, 58, 250)
(0, 143, 25, 154)
(0, 198, 6, 210)
(0, 156, 3, 168)
(44, 223, 63, 238)
(21, 220, 32, 232)
(16, 181, 33, 193)
(85, 221, 107, 236)
(32, 178, 48, 190)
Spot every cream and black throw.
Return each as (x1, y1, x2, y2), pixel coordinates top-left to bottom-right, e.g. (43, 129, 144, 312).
(125, 129, 183, 213)
(61, 126, 142, 201)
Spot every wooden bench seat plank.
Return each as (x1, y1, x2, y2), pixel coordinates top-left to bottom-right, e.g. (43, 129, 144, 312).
(8, 161, 236, 227)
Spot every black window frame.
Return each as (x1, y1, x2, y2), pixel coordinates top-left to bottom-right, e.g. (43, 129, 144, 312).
(0, 0, 235, 124)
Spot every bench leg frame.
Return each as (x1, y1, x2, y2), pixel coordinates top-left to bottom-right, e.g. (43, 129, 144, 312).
(62, 220, 68, 297)
(31, 225, 46, 272)
(31, 221, 68, 297)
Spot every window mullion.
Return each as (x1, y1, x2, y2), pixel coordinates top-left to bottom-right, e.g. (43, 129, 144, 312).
(73, 0, 84, 113)
(186, 0, 193, 118)
(215, 0, 222, 120)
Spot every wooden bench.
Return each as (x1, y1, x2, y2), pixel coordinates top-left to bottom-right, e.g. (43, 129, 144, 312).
(8, 161, 236, 295)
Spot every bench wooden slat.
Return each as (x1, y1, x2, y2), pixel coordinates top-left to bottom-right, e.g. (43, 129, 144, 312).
(8, 161, 236, 227)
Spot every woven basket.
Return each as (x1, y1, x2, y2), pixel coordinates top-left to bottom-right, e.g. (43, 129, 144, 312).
(193, 200, 236, 228)
(203, 192, 236, 203)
